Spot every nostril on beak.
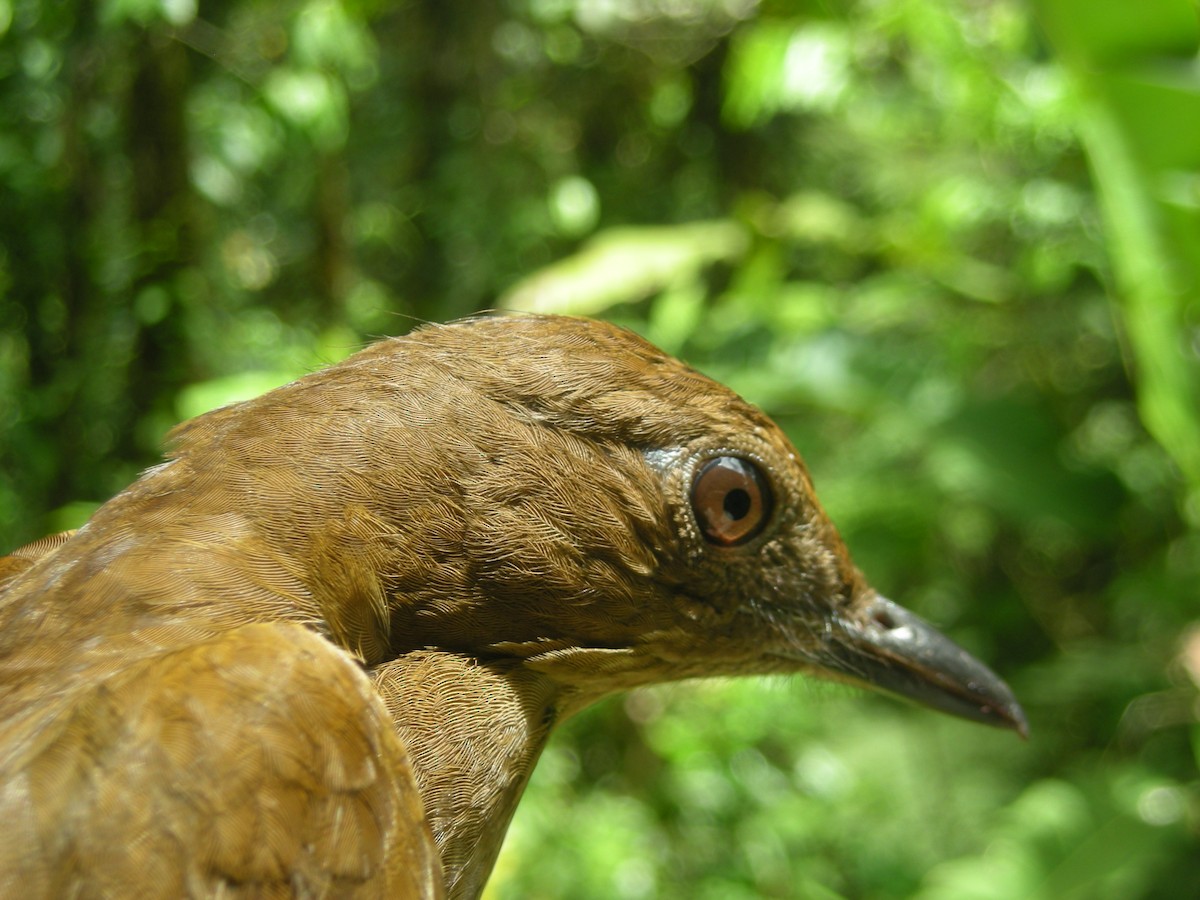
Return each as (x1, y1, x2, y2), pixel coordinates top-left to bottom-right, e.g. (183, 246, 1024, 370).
(862, 598, 918, 645)
(870, 606, 897, 630)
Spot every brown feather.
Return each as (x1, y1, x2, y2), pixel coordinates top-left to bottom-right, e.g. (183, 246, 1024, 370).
(0, 314, 1023, 899)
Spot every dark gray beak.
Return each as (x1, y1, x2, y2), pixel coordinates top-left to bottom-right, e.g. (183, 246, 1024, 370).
(824, 595, 1028, 737)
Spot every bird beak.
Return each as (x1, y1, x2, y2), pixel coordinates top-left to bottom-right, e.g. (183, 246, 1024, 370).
(821, 595, 1028, 737)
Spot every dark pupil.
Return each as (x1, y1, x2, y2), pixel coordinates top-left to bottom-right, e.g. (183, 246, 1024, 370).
(723, 488, 751, 521)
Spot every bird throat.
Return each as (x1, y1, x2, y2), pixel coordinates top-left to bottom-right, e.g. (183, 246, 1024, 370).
(370, 651, 562, 900)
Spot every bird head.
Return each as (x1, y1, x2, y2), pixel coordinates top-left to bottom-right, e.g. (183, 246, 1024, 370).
(166, 314, 1025, 734)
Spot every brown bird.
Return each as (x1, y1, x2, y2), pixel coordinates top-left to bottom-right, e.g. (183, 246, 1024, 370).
(0, 314, 1025, 899)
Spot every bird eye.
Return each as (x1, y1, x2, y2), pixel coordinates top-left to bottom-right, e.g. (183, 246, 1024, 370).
(691, 456, 773, 547)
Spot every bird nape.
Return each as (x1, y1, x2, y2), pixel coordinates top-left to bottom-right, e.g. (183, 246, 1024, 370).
(0, 314, 1025, 900)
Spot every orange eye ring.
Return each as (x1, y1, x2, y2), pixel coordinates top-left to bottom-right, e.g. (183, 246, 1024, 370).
(691, 456, 773, 547)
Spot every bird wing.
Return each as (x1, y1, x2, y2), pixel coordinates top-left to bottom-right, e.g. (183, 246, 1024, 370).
(0, 530, 77, 592)
(0, 621, 445, 899)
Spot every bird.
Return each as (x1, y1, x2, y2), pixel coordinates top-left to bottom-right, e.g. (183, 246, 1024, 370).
(0, 314, 1025, 899)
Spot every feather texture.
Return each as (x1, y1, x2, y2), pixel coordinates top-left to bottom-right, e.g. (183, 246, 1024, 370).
(0, 315, 1023, 898)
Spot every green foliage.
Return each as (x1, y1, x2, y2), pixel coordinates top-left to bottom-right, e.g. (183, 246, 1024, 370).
(1, 0, 1197, 896)
(1036, 0, 1200, 496)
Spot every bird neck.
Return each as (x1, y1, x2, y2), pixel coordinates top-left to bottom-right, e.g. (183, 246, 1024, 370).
(370, 651, 562, 900)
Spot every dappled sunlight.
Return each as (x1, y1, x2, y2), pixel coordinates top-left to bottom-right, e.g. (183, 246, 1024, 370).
(2, 0, 1197, 896)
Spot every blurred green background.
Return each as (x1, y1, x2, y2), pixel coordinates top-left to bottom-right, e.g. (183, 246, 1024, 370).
(2, 0, 1198, 897)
